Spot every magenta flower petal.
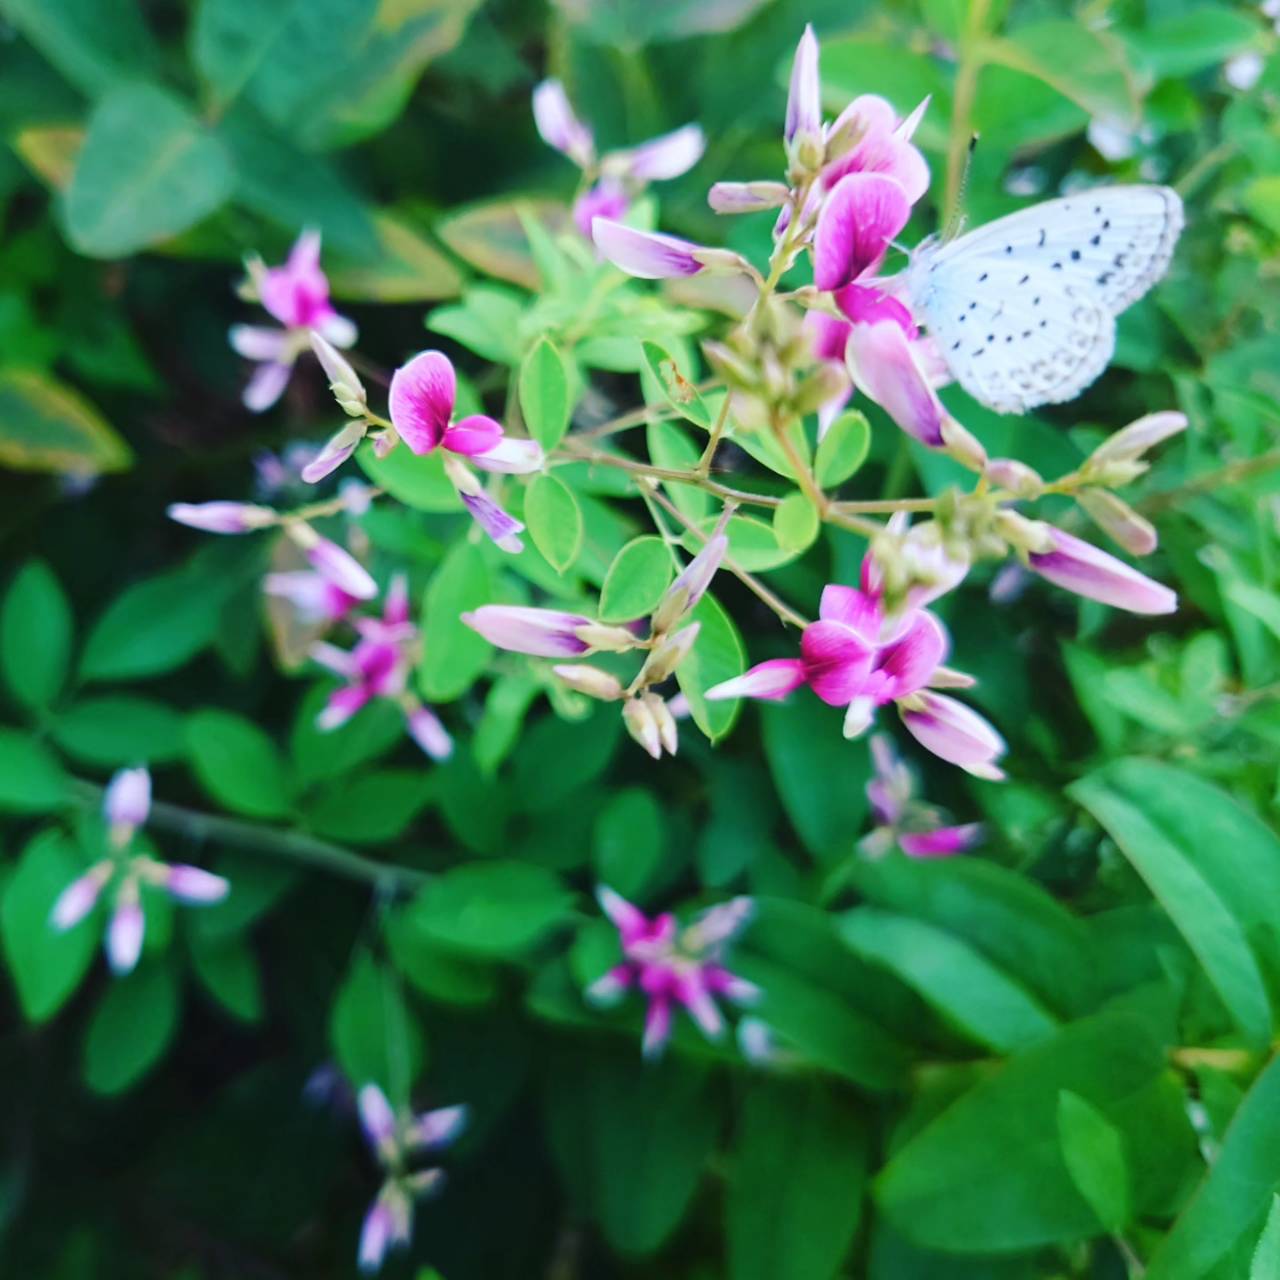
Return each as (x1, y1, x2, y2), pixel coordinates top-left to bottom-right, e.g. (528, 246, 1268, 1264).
(834, 282, 918, 336)
(442, 414, 504, 458)
(406, 706, 453, 761)
(899, 823, 983, 857)
(806, 311, 854, 363)
(461, 605, 592, 657)
(317, 683, 373, 731)
(597, 886, 649, 941)
(532, 78, 594, 166)
(785, 24, 822, 145)
(900, 691, 1006, 780)
(818, 584, 881, 637)
(800, 621, 876, 706)
(243, 360, 293, 412)
(389, 351, 457, 455)
(1027, 528, 1177, 615)
(104, 766, 151, 829)
(846, 320, 946, 447)
(613, 123, 706, 180)
(705, 657, 807, 702)
(876, 611, 948, 699)
(106, 900, 144, 975)
(592, 219, 704, 279)
(814, 172, 910, 291)
(586, 964, 635, 1005)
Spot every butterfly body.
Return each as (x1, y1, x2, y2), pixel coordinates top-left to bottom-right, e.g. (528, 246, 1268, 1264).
(906, 185, 1183, 414)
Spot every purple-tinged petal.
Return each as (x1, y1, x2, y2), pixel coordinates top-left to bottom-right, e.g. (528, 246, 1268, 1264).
(243, 360, 293, 412)
(319, 312, 357, 348)
(708, 181, 790, 214)
(703, 965, 761, 1006)
(458, 490, 524, 553)
(164, 865, 230, 904)
(834, 282, 918, 336)
(167, 500, 276, 534)
(104, 766, 151, 829)
(613, 123, 706, 180)
(814, 172, 910, 291)
(406, 706, 453, 761)
(388, 351, 456, 455)
(818, 584, 881, 637)
(461, 605, 593, 657)
(106, 898, 144, 975)
(876, 611, 948, 700)
(532, 79, 594, 167)
(592, 219, 704, 279)
(846, 320, 946, 446)
(586, 964, 635, 1005)
(229, 324, 287, 361)
(358, 1198, 394, 1274)
(866, 733, 912, 826)
(806, 311, 854, 364)
(442, 414, 504, 458)
(900, 691, 1006, 780)
(358, 1084, 397, 1147)
(597, 886, 650, 941)
(317, 684, 373, 731)
(49, 865, 110, 930)
(1027, 528, 1177, 615)
(675, 971, 725, 1040)
(1089, 411, 1187, 466)
(573, 180, 630, 239)
(800, 621, 876, 706)
(899, 823, 983, 858)
(409, 1104, 468, 1151)
(302, 536, 378, 601)
(642, 995, 673, 1060)
(301, 422, 366, 484)
(785, 24, 822, 146)
(469, 436, 545, 475)
(706, 658, 807, 702)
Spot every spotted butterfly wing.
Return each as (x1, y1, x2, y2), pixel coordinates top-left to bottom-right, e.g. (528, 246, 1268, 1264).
(906, 186, 1183, 414)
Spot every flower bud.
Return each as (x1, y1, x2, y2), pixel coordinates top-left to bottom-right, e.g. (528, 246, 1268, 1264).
(302, 421, 367, 484)
(651, 523, 728, 634)
(707, 181, 790, 214)
(637, 622, 701, 686)
(785, 25, 822, 153)
(462, 605, 594, 657)
(163, 864, 232, 904)
(593, 220, 705, 279)
(49, 862, 113, 931)
(1027, 527, 1176, 614)
(1089, 410, 1187, 467)
(940, 417, 988, 470)
(310, 332, 367, 417)
(643, 691, 679, 756)
(106, 881, 144, 976)
(167, 501, 277, 534)
(286, 523, 378, 599)
(1076, 488, 1158, 556)
(552, 664, 626, 701)
(623, 696, 663, 759)
(574, 621, 644, 653)
(985, 457, 1044, 497)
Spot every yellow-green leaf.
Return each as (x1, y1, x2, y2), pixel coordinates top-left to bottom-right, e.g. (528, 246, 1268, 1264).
(0, 368, 130, 475)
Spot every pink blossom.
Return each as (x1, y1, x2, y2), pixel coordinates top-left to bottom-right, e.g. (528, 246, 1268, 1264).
(592, 219, 707, 279)
(587, 887, 758, 1059)
(1026, 527, 1177, 615)
(898, 690, 1007, 781)
(49, 863, 111, 930)
(231, 230, 356, 413)
(104, 765, 151, 832)
(166, 501, 276, 534)
(785, 24, 822, 150)
(106, 892, 144, 975)
(862, 735, 984, 858)
(823, 94, 930, 204)
(813, 172, 911, 292)
(263, 570, 362, 625)
(163, 865, 231, 904)
(532, 79, 595, 167)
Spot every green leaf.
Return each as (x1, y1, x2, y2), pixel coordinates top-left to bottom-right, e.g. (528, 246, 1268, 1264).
(418, 541, 493, 702)
(326, 209, 464, 302)
(52, 696, 186, 767)
(386, 909, 499, 1008)
(1147, 1054, 1280, 1280)
(814, 410, 871, 488)
(186, 709, 294, 820)
(191, 0, 378, 128)
(0, 367, 130, 476)
(329, 949, 424, 1099)
(773, 493, 820, 554)
(189, 933, 263, 1023)
(675, 593, 744, 743)
(356, 439, 459, 512)
(1252, 1196, 1280, 1280)
(404, 861, 575, 958)
(544, 1051, 722, 1254)
(519, 338, 571, 451)
(641, 340, 713, 428)
(1071, 764, 1273, 1047)
(840, 907, 1058, 1053)
(1128, 9, 1262, 79)
(524, 473, 583, 573)
(1, 560, 72, 709)
(64, 83, 234, 258)
(728, 1080, 868, 1280)
(428, 285, 524, 363)
(647, 419, 710, 523)
(1, 830, 98, 1022)
(683, 513, 795, 572)
(876, 1011, 1192, 1252)
(82, 962, 181, 1094)
(1057, 1090, 1130, 1234)
(305, 769, 434, 844)
(593, 788, 665, 899)
(598, 536, 673, 623)
(437, 197, 571, 291)
(0, 729, 68, 813)
(472, 674, 540, 776)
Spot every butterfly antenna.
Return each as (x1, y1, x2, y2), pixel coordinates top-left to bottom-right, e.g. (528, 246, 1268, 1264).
(944, 133, 979, 242)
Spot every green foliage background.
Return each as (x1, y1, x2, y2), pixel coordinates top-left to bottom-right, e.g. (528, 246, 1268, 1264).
(1, 0, 1279, 1277)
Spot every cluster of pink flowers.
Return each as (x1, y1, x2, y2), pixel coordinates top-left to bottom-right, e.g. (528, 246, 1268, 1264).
(356, 1083, 467, 1273)
(49, 767, 229, 974)
(587, 888, 758, 1059)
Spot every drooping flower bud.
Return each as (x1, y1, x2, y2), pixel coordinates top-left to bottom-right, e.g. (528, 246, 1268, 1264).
(1076, 488, 1158, 556)
(310, 332, 367, 418)
(622, 695, 663, 759)
(592, 220, 706, 279)
(167, 501, 277, 534)
(707, 181, 790, 214)
(985, 457, 1044, 498)
(637, 622, 701, 686)
(552, 664, 626, 701)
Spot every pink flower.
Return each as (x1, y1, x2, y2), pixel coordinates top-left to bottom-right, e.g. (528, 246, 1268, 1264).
(104, 765, 151, 833)
(1026, 527, 1177, 615)
(533, 79, 595, 167)
(166, 501, 276, 534)
(862, 735, 983, 858)
(823, 94, 930, 204)
(230, 230, 356, 413)
(813, 172, 911, 292)
(311, 576, 453, 761)
(263, 569, 362, 625)
(587, 888, 758, 1060)
(785, 24, 822, 151)
(592, 219, 707, 279)
(106, 893, 144, 975)
(898, 690, 1007, 781)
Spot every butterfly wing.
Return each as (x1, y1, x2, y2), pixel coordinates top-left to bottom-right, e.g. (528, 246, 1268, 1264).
(908, 186, 1183, 413)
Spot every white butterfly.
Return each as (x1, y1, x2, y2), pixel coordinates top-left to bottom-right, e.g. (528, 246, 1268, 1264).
(906, 185, 1184, 414)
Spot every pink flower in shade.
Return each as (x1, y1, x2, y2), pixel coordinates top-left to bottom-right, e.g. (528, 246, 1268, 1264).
(49, 766, 229, 978)
(230, 230, 356, 413)
(823, 94, 930, 205)
(587, 888, 759, 1060)
(263, 569, 362, 626)
(861, 734, 984, 859)
(355, 1083, 466, 1274)
(310, 576, 453, 762)
(166, 501, 276, 534)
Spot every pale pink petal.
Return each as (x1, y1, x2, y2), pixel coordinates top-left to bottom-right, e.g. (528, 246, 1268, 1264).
(597, 885, 649, 939)
(613, 124, 705, 180)
(406, 706, 453, 761)
(814, 172, 910, 291)
(317, 684, 372, 731)
(229, 324, 287, 361)
(358, 1199, 393, 1274)
(676, 972, 725, 1040)
(641, 995, 673, 1060)
(703, 965, 761, 1005)
(301, 422, 365, 483)
(800, 621, 876, 706)
(409, 1104, 467, 1150)
(900, 691, 1007, 779)
(388, 351, 457, 455)
(469, 437, 545, 475)
(532, 79, 594, 166)
(104, 767, 151, 829)
(706, 657, 807, 702)
(1028, 529, 1177, 615)
(106, 900, 144, 975)
(309, 641, 360, 678)
(319, 312, 357, 348)
(358, 1084, 397, 1146)
(303, 537, 377, 601)
(243, 360, 293, 412)
(586, 964, 635, 1005)
(167, 501, 275, 534)
(50, 869, 107, 930)
(165, 865, 230, 904)
(458, 491, 524, 552)
(785, 24, 822, 145)
(846, 320, 946, 446)
(441, 414, 504, 458)
(573, 181, 630, 238)
(461, 605, 592, 657)
(383, 574, 411, 627)
(592, 219, 704, 279)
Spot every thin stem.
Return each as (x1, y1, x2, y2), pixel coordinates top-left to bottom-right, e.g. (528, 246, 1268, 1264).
(944, 0, 993, 218)
(645, 484, 809, 630)
(574, 384, 721, 442)
(67, 779, 431, 892)
(697, 392, 733, 476)
(346, 351, 392, 388)
(283, 487, 386, 525)
(556, 444, 783, 509)
(831, 496, 938, 515)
